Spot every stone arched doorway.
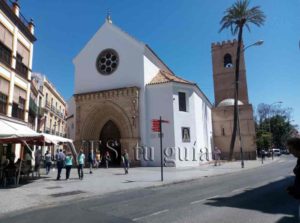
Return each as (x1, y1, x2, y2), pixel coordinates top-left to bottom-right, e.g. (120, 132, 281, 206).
(74, 87, 141, 166)
(99, 120, 121, 166)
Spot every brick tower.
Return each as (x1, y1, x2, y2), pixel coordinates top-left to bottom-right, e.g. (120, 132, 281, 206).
(211, 40, 256, 160)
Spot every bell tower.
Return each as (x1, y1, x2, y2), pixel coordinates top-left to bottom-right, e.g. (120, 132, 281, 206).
(212, 40, 249, 105)
(211, 40, 256, 160)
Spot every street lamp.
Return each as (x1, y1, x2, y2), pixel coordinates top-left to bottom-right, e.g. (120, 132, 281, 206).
(237, 40, 264, 168)
(243, 40, 264, 52)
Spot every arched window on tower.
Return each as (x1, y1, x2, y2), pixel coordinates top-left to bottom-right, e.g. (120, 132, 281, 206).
(224, 53, 233, 68)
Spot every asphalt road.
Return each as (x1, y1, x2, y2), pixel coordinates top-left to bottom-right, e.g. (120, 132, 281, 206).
(1, 156, 299, 223)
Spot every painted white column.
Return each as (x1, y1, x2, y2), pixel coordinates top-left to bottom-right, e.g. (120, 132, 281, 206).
(7, 26, 19, 117)
(34, 95, 39, 131)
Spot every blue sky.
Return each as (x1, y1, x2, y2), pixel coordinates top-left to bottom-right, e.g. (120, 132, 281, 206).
(21, 0, 300, 126)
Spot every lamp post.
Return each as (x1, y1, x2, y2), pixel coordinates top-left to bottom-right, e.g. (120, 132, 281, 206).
(237, 40, 264, 168)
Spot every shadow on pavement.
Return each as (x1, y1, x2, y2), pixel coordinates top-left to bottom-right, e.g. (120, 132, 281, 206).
(204, 176, 300, 223)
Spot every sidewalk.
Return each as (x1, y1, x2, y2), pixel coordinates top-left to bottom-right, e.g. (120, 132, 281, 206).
(0, 158, 278, 217)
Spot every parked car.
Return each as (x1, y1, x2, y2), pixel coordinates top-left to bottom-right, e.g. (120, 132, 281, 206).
(271, 148, 281, 156)
(280, 148, 290, 155)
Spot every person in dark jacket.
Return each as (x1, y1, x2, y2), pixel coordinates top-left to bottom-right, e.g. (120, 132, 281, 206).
(122, 150, 129, 174)
(88, 150, 94, 174)
(286, 137, 300, 199)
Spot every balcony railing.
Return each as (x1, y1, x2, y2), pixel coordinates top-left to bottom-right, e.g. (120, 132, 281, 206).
(0, 43, 12, 67)
(45, 101, 50, 108)
(38, 107, 45, 117)
(29, 98, 37, 116)
(45, 127, 50, 134)
(15, 61, 29, 79)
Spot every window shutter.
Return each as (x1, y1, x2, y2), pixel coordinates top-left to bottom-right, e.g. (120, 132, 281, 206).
(0, 23, 13, 49)
(13, 86, 26, 103)
(17, 41, 30, 66)
(0, 78, 10, 95)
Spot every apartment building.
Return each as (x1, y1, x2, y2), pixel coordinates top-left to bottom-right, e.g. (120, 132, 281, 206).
(32, 73, 67, 138)
(0, 0, 36, 122)
(0, 0, 36, 161)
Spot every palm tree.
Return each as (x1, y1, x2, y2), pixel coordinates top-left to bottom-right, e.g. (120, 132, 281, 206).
(219, 0, 265, 160)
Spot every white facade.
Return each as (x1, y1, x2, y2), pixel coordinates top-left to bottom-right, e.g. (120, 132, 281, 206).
(69, 19, 213, 167)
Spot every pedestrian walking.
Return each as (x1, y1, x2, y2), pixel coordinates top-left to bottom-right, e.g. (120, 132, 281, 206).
(286, 137, 300, 199)
(122, 150, 130, 174)
(56, 149, 65, 180)
(65, 152, 73, 180)
(96, 152, 101, 168)
(88, 150, 94, 174)
(213, 146, 222, 166)
(77, 150, 85, 180)
(34, 148, 42, 177)
(44, 150, 52, 175)
(104, 151, 111, 169)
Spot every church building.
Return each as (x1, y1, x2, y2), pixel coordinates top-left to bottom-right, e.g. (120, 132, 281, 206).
(67, 17, 213, 167)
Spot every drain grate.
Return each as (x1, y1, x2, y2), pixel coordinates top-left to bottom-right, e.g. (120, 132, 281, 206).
(46, 186, 63, 189)
(50, 190, 85, 197)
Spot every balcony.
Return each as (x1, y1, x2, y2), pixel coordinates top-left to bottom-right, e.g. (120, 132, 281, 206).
(15, 61, 29, 79)
(37, 107, 45, 117)
(45, 101, 50, 109)
(29, 98, 38, 116)
(0, 43, 12, 67)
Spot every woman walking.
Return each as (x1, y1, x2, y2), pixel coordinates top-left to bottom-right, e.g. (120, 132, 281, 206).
(65, 152, 73, 180)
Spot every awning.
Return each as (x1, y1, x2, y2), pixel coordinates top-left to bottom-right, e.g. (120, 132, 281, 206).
(0, 119, 43, 143)
(0, 119, 73, 145)
(0, 118, 77, 159)
(41, 133, 73, 145)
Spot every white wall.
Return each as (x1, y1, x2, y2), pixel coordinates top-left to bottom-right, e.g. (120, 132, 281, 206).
(74, 21, 145, 95)
(172, 83, 212, 167)
(144, 83, 175, 166)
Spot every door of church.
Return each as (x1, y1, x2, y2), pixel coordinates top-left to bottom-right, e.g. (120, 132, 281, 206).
(99, 120, 121, 166)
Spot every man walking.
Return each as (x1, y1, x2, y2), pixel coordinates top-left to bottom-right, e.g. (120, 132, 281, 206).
(122, 150, 130, 174)
(77, 150, 85, 180)
(213, 146, 222, 166)
(44, 150, 52, 175)
(88, 149, 94, 174)
(56, 149, 65, 180)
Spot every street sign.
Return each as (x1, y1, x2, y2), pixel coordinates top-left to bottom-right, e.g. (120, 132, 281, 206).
(151, 117, 169, 182)
(152, 119, 160, 132)
(152, 119, 169, 132)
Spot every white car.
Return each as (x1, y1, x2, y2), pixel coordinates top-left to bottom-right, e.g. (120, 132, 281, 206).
(271, 148, 281, 156)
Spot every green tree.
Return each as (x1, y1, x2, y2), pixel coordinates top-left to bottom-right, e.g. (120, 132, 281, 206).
(219, 0, 265, 160)
(255, 103, 298, 149)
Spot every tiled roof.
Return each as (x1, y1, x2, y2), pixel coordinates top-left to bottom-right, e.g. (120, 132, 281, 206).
(149, 70, 194, 85)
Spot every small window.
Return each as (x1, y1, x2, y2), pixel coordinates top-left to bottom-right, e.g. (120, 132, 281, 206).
(182, 127, 190, 142)
(178, 92, 187, 112)
(222, 127, 225, 136)
(224, 53, 233, 68)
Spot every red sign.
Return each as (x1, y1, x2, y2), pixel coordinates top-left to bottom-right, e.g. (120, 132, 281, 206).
(151, 119, 169, 132)
(152, 120, 160, 132)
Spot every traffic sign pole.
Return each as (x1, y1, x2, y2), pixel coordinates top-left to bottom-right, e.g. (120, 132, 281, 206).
(160, 116, 163, 182)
